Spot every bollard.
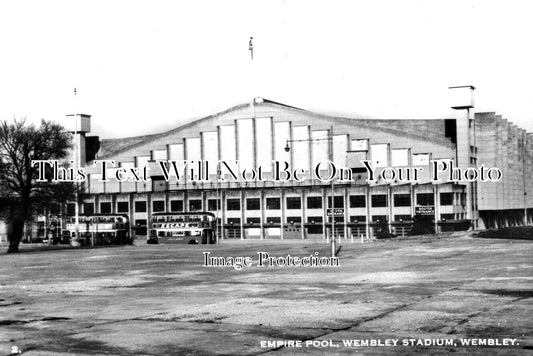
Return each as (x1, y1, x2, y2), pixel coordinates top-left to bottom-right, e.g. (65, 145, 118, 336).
(331, 239, 336, 257)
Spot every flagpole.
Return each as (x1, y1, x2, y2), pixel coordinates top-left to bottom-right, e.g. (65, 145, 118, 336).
(249, 36, 256, 116)
(249, 36, 253, 60)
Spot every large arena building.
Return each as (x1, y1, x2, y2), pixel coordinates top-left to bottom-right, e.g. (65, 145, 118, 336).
(1, 86, 532, 243)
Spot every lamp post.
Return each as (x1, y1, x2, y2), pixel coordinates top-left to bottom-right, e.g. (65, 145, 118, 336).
(284, 130, 338, 257)
(72, 89, 80, 247)
(216, 163, 222, 244)
(523, 134, 528, 226)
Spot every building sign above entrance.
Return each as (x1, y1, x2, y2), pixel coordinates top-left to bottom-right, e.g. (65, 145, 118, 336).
(415, 206, 435, 216)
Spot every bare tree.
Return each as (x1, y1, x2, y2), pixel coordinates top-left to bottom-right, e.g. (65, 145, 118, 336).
(0, 119, 73, 253)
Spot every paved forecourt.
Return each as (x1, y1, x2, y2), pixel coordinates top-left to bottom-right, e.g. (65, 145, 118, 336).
(0, 235, 532, 355)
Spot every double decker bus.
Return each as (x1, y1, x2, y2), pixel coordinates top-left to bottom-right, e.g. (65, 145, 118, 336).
(64, 214, 131, 246)
(148, 212, 216, 244)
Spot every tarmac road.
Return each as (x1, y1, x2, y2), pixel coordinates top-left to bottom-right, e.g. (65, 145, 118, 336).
(0, 235, 532, 355)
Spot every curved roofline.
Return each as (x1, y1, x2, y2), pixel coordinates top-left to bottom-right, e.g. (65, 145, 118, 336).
(97, 98, 455, 160)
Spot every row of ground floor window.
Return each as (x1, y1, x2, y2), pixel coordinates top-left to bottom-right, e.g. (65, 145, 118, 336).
(67, 191, 462, 215)
(62, 186, 466, 220)
(53, 183, 468, 239)
(3, 183, 530, 243)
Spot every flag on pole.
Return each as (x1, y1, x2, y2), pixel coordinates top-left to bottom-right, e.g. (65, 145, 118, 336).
(249, 37, 254, 60)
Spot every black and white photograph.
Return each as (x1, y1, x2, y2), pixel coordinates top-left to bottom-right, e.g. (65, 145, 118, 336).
(0, 1, 532, 355)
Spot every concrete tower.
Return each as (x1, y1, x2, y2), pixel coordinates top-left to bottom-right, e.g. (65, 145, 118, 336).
(64, 114, 91, 167)
(449, 86, 478, 227)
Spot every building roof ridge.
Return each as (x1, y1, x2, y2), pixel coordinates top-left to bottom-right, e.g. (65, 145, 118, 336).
(97, 98, 455, 160)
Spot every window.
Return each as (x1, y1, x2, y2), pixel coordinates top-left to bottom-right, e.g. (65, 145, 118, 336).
(307, 226, 323, 234)
(37, 221, 45, 237)
(307, 196, 322, 209)
(266, 197, 280, 210)
(246, 217, 261, 225)
(246, 198, 260, 210)
(135, 219, 147, 235)
(152, 200, 165, 213)
(100, 202, 111, 214)
(83, 203, 94, 215)
(207, 199, 220, 211)
(328, 216, 344, 223)
(350, 166, 368, 176)
(371, 195, 388, 207)
(327, 196, 344, 208)
(189, 199, 202, 211)
(441, 213, 455, 221)
(170, 200, 183, 212)
(372, 215, 388, 222)
(36, 205, 45, 215)
(286, 216, 302, 224)
(394, 214, 411, 222)
(393, 194, 411, 207)
(440, 193, 453, 206)
(307, 216, 323, 234)
(417, 193, 434, 206)
(227, 217, 241, 225)
(117, 202, 129, 213)
(227, 199, 241, 211)
(50, 203, 60, 215)
(152, 176, 166, 191)
(349, 195, 366, 208)
(350, 215, 366, 223)
(67, 203, 76, 216)
(134, 201, 147, 213)
(266, 217, 281, 224)
(286, 197, 301, 210)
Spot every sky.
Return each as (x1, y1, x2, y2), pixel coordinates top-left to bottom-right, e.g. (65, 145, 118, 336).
(0, 0, 532, 138)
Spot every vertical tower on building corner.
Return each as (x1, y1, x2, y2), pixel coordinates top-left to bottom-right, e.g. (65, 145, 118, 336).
(64, 114, 91, 167)
(449, 85, 478, 228)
